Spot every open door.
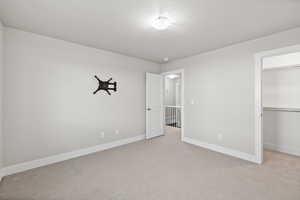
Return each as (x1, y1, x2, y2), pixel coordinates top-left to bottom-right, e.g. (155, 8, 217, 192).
(146, 73, 163, 139)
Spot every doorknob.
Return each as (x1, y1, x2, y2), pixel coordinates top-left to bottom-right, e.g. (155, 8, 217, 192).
(147, 108, 152, 111)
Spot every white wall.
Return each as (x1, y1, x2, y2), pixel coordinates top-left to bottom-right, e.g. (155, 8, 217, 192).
(175, 78, 181, 106)
(164, 77, 176, 106)
(3, 28, 160, 166)
(161, 27, 300, 156)
(0, 21, 4, 175)
(263, 111, 300, 156)
(263, 52, 300, 70)
(164, 77, 181, 106)
(263, 67, 300, 108)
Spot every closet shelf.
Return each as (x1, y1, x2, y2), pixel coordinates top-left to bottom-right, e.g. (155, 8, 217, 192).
(263, 107, 300, 112)
(263, 64, 300, 71)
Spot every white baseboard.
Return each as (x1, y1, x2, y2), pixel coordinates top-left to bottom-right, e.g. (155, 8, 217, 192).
(264, 143, 300, 157)
(182, 137, 258, 163)
(2, 135, 145, 177)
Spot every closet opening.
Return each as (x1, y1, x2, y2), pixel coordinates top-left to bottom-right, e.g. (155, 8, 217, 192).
(255, 46, 300, 164)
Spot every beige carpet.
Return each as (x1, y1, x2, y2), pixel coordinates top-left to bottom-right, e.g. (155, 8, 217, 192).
(0, 127, 300, 200)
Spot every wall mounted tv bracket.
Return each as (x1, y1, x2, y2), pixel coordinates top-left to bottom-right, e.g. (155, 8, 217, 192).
(93, 75, 117, 95)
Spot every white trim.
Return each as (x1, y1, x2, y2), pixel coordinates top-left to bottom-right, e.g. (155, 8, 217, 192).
(254, 54, 263, 164)
(264, 143, 300, 157)
(183, 137, 258, 163)
(2, 135, 145, 177)
(254, 44, 300, 164)
(161, 69, 185, 140)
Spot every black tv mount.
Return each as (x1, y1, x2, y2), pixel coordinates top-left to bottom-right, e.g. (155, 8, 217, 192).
(93, 75, 117, 95)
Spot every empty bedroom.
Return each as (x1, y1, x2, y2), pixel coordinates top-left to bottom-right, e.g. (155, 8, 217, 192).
(0, 0, 300, 199)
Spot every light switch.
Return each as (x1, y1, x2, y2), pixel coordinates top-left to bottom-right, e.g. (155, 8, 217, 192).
(190, 99, 195, 105)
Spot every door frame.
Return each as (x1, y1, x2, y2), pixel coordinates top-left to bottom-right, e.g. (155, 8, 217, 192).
(254, 45, 300, 164)
(161, 69, 185, 141)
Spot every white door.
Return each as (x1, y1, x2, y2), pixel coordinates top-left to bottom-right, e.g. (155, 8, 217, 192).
(146, 73, 163, 139)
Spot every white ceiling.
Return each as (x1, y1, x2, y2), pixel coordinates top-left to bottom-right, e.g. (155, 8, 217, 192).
(0, 0, 300, 63)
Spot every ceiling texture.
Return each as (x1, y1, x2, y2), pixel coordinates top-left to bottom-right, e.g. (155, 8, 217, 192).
(0, 0, 300, 63)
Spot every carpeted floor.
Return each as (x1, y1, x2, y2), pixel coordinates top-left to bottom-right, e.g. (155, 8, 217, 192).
(0, 127, 300, 200)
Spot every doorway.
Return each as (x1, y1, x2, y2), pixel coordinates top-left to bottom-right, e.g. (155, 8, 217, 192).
(255, 45, 300, 164)
(161, 69, 184, 140)
(145, 69, 184, 140)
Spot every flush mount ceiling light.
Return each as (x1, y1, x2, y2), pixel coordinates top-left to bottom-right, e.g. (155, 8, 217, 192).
(152, 16, 171, 30)
(163, 57, 169, 62)
(166, 74, 179, 79)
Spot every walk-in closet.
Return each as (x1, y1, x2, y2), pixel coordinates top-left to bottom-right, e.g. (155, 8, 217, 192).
(263, 52, 300, 158)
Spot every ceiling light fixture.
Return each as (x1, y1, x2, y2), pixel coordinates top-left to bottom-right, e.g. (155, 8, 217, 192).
(152, 16, 171, 30)
(166, 74, 179, 79)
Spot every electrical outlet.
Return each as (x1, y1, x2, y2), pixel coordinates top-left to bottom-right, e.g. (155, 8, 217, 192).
(101, 132, 105, 138)
(115, 130, 119, 135)
(190, 99, 195, 105)
(218, 133, 223, 141)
